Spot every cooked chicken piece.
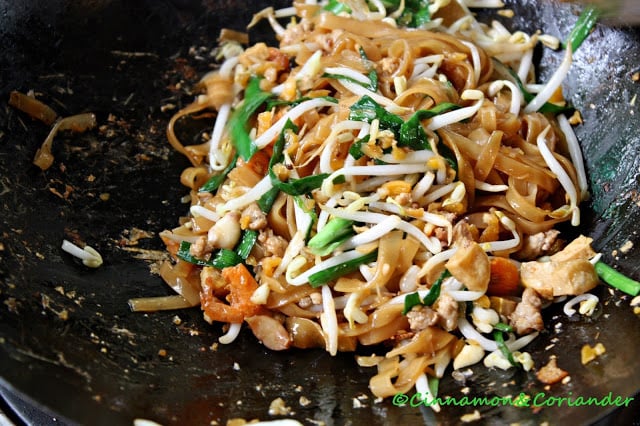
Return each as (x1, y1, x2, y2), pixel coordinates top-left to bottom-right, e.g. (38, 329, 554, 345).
(407, 306, 439, 331)
(513, 230, 561, 260)
(509, 288, 544, 335)
(258, 229, 289, 257)
(190, 236, 212, 258)
(241, 202, 268, 230)
(445, 240, 490, 292)
(520, 259, 598, 299)
(550, 235, 596, 262)
(435, 293, 459, 331)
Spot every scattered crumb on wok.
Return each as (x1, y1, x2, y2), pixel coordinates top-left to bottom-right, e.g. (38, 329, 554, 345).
(581, 343, 606, 365)
(619, 240, 634, 254)
(460, 410, 482, 423)
(268, 397, 292, 416)
(537, 357, 569, 385)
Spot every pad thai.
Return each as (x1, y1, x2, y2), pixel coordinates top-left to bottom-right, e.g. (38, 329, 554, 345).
(129, 0, 624, 404)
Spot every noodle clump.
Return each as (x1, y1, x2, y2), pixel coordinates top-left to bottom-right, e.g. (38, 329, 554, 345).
(146, 0, 602, 401)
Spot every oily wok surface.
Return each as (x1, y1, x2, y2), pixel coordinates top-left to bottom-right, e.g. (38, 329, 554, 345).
(0, 0, 639, 425)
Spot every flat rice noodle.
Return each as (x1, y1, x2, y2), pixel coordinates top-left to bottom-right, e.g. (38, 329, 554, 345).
(369, 355, 429, 398)
(159, 261, 201, 305)
(505, 177, 552, 222)
(266, 284, 316, 307)
(440, 128, 558, 192)
(442, 134, 474, 209)
(364, 230, 403, 290)
(358, 315, 409, 345)
(474, 130, 503, 180)
(167, 101, 209, 166)
(267, 192, 292, 240)
(394, 80, 458, 109)
(386, 326, 455, 358)
(277, 302, 319, 319)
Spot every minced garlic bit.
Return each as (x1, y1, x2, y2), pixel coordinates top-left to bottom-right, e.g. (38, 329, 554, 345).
(581, 343, 606, 365)
(298, 396, 311, 407)
(133, 419, 164, 426)
(61, 239, 103, 268)
(460, 410, 482, 423)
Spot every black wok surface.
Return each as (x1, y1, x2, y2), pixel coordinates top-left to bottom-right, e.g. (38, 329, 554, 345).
(1, 1, 639, 425)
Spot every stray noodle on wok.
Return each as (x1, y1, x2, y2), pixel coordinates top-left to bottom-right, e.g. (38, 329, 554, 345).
(135, 0, 606, 403)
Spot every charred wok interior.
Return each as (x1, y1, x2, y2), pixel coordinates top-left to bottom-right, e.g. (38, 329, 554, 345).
(0, 1, 639, 425)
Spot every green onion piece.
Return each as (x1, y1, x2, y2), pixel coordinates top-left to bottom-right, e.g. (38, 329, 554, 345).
(278, 174, 331, 196)
(422, 269, 451, 306)
(211, 249, 244, 268)
(402, 293, 423, 315)
(177, 241, 243, 269)
(323, 0, 351, 14)
(257, 186, 280, 213)
(564, 5, 600, 52)
(229, 77, 273, 160)
(493, 330, 519, 367)
(595, 261, 640, 296)
(308, 250, 378, 287)
(198, 154, 238, 193)
(294, 195, 318, 240)
(402, 269, 451, 314)
(235, 230, 259, 260)
(427, 376, 439, 399)
(494, 322, 514, 333)
(268, 119, 331, 196)
(307, 217, 355, 256)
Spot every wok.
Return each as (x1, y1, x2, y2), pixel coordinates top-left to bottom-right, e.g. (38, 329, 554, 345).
(0, 0, 639, 425)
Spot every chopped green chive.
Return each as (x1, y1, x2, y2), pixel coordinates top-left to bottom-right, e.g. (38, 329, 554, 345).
(595, 261, 640, 296)
(308, 250, 378, 287)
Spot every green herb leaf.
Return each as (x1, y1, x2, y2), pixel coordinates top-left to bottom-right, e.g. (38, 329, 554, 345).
(349, 95, 403, 134)
(199, 154, 238, 193)
(398, 103, 459, 150)
(359, 46, 378, 92)
(397, 0, 431, 28)
(564, 5, 600, 52)
(229, 77, 273, 160)
(348, 135, 370, 160)
(595, 261, 640, 296)
(308, 250, 378, 287)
